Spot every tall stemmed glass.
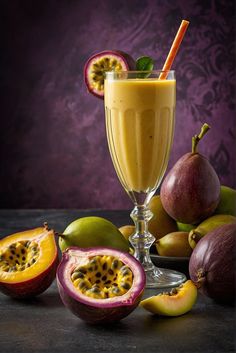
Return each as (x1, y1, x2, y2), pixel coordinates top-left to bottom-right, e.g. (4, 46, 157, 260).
(104, 70, 186, 288)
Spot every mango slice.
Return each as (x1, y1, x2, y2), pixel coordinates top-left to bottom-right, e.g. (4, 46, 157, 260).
(140, 280, 197, 316)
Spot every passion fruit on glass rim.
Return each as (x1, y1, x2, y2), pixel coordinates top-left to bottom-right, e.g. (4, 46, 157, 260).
(57, 246, 146, 324)
(0, 224, 58, 298)
(84, 50, 135, 99)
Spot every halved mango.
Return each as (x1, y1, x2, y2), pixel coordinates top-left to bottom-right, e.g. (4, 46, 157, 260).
(140, 280, 197, 316)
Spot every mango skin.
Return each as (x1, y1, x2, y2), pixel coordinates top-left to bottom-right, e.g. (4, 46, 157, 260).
(140, 280, 197, 316)
(119, 225, 135, 242)
(214, 185, 236, 216)
(177, 222, 195, 232)
(156, 232, 192, 257)
(188, 214, 236, 249)
(59, 217, 129, 253)
(148, 195, 178, 241)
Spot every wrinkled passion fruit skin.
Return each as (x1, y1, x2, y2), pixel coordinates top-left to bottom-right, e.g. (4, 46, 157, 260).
(57, 247, 145, 324)
(189, 223, 236, 304)
(84, 50, 136, 99)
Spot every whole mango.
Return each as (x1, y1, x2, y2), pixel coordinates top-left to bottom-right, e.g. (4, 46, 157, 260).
(156, 231, 192, 257)
(59, 217, 129, 253)
(188, 214, 236, 249)
(148, 195, 177, 241)
(214, 185, 236, 216)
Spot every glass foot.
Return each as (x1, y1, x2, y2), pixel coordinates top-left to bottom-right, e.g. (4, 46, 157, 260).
(145, 265, 187, 289)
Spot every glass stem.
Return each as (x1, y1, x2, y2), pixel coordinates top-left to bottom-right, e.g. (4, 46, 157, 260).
(129, 205, 155, 272)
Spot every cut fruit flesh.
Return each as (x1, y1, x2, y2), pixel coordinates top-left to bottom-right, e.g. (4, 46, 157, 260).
(0, 226, 57, 284)
(140, 280, 197, 316)
(71, 255, 133, 299)
(84, 50, 135, 98)
(57, 247, 146, 323)
(88, 55, 123, 92)
(58, 247, 145, 307)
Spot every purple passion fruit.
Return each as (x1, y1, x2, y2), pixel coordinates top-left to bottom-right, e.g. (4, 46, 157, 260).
(0, 224, 58, 298)
(160, 124, 220, 224)
(189, 223, 236, 304)
(57, 247, 145, 324)
(84, 50, 135, 99)
(140, 280, 197, 316)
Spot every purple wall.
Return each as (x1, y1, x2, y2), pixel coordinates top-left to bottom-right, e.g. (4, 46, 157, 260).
(0, 0, 235, 209)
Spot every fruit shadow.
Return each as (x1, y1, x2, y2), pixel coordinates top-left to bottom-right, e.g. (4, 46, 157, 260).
(84, 308, 204, 336)
(136, 305, 216, 336)
(84, 320, 127, 331)
(9, 290, 63, 309)
(141, 312, 192, 331)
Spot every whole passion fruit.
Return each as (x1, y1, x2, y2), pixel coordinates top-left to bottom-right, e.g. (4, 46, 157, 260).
(84, 50, 135, 99)
(160, 124, 220, 224)
(57, 247, 145, 324)
(189, 223, 236, 304)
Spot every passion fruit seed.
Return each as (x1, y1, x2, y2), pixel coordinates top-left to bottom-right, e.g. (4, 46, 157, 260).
(83, 50, 136, 101)
(89, 57, 123, 93)
(71, 255, 133, 299)
(0, 240, 40, 273)
(170, 288, 178, 296)
(159, 286, 181, 297)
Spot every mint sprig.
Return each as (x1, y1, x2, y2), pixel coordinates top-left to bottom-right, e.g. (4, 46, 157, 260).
(135, 56, 154, 78)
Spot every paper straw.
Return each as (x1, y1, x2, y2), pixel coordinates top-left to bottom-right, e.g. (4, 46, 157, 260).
(160, 20, 190, 80)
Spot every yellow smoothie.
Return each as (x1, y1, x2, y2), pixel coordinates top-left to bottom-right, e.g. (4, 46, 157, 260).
(104, 78, 176, 193)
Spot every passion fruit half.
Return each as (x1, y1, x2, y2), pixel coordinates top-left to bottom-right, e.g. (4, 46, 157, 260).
(84, 50, 135, 99)
(57, 247, 145, 324)
(0, 224, 58, 298)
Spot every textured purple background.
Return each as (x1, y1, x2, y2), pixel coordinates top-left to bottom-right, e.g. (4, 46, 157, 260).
(0, 0, 235, 209)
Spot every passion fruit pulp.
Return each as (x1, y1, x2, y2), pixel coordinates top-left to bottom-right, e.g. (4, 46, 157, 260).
(0, 224, 58, 298)
(57, 247, 145, 324)
(84, 50, 135, 99)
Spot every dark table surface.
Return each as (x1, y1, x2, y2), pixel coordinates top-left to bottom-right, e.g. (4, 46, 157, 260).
(0, 209, 235, 353)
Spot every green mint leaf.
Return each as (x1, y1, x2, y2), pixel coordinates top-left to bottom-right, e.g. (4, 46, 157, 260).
(135, 56, 154, 77)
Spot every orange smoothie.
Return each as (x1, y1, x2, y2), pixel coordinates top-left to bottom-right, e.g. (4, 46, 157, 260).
(104, 78, 176, 193)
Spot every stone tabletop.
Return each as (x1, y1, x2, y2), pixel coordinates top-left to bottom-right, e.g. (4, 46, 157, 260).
(0, 209, 235, 353)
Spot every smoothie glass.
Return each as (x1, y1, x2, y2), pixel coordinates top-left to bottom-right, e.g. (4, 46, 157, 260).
(104, 70, 186, 288)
